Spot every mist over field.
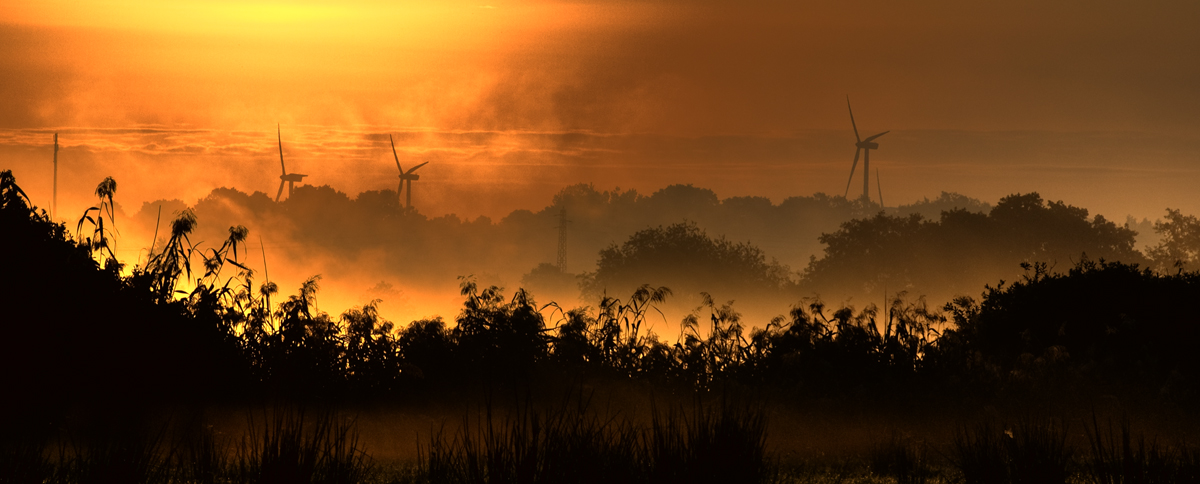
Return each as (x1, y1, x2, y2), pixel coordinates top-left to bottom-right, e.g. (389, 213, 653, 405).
(43, 172, 1167, 341)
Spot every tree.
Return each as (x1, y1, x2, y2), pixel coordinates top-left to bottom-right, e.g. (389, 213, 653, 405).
(1146, 208, 1200, 273)
(802, 192, 1144, 303)
(582, 222, 794, 300)
(898, 191, 991, 220)
(453, 278, 551, 381)
(939, 259, 1200, 397)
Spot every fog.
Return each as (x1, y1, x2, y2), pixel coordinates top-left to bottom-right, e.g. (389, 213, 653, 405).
(5, 162, 1151, 342)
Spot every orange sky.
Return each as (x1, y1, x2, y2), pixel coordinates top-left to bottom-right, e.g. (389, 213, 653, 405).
(1, 2, 1198, 237)
(4, 1, 1199, 218)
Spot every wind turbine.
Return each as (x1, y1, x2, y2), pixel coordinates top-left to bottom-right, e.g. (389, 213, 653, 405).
(842, 97, 889, 202)
(275, 125, 307, 202)
(389, 134, 428, 209)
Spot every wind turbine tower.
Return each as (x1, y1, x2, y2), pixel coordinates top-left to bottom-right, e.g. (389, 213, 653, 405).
(275, 125, 308, 202)
(843, 97, 889, 203)
(389, 134, 429, 210)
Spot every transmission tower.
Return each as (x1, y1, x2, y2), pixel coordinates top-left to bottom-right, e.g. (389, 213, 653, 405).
(555, 206, 571, 272)
(53, 133, 58, 219)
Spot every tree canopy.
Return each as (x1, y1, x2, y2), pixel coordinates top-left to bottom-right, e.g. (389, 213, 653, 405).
(803, 192, 1143, 302)
(582, 221, 794, 301)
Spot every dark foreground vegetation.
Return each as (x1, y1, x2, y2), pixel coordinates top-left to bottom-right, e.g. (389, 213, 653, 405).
(4, 403, 1199, 483)
(4, 170, 1200, 483)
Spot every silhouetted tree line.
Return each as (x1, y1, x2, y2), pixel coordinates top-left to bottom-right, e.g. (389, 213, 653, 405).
(128, 183, 991, 293)
(936, 259, 1200, 400)
(3, 171, 1199, 412)
(581, 221, 795, 302)
(802, 193, 1146, 302)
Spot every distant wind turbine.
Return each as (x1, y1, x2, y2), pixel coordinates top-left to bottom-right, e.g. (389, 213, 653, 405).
(275, 125, 307, 202)
(389, 134, 429, 210)
(843, 97, 889, 202)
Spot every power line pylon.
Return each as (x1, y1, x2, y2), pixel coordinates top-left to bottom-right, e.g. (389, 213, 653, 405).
(555, 206, 571, 272)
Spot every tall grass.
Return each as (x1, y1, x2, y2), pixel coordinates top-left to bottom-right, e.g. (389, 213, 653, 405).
(867, 432, 935, 484)
(235, 407, 374, 484)
(175, 418, 228, 484)
(0, 408, 374, 484)
(0, 429, 55, 484)
(647, 398, 772, 483)
(420, 397, 775, 484)
(55, 416, 176, 484)
(421, 400, 643, 484)
(1084, 416, 1200, 484)
(948, 418, 1072, 484)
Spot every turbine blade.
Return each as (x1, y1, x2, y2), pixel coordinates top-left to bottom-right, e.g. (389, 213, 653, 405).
(843, 148, 861, 197)
(390, 134, 402, 173)
(847, 96, 861, 143)
(277, 124, 286, 175)
(276, 180, 285, 202)
(864, 131, 890, 142)
(406, 161, 429, 174)
(397, 181, 404, 199)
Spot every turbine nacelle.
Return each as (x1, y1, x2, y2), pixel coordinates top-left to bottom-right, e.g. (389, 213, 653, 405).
(856, 131, 889, 150)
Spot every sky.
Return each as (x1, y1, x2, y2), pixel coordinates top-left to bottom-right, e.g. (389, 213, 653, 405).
(2, 0, 1199, 321)
(2, 0, 1199, 221)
